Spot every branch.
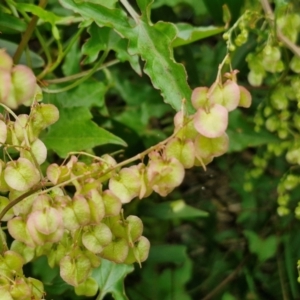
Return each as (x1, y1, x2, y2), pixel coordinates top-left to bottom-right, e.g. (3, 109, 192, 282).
(0, 183, 52, 222)
(201, 256, 248, 300)
(259, 0, 300, 57)
(13, 0, 48, 64)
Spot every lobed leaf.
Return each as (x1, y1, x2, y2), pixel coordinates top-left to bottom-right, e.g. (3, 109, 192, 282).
(42, 106, 126, 157)
(60, 0, 193, 112)
(92, 258, 134, 300)
(172, 23, 225, 47)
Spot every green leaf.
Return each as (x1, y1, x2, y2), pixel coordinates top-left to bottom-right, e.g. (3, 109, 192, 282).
(62, 39, 81, 76)
(0, 12, 27, 33)
(75, 0, 117, 8)
(139, 199, 208, 219)
(128, 245, 192, 300)
(60, 0, 193, 112)
(15, 3, 62, 24)
(244, 230, 277, 262)
(82, 24, 141, 73)
(15, 3, 61, 39)
(82, 25, 113, 64)
(152, 0, 207, 16)
(0, 39, 44, 68)
(172, 23, 224, 47)
(55, 80, 107, 108)
(42, 106, 127, 157)
(203, 0, 245, 24)
(227, 109, 279, 152)
(92, 259, 134, 300)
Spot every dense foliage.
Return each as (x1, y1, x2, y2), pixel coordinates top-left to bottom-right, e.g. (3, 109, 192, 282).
(0, 0, 300, 299)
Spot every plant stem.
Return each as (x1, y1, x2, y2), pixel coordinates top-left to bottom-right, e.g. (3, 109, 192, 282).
(37, 26, 85, 79)
(44, 59, 119, 84)
(13, 0, 48, 64)
(260, 0, 300, 57)
(277, 250, 289, 300)
(119, 0, 140, 23)
(0, 119, 184, 222)
(0, 183, 51, 222)
(0, 104, 30, 149)
(42, 50, 110, 93)
(201, 256, 248, 300)
(67, 152, 107, 162)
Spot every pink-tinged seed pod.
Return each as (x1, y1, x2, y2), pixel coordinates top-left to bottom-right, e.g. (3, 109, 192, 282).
(82, 223, 112, 254)
(8, 217, 35, 247)
(47, 164, 71, 185)
(60, 253, 92, 286)
(147, 155, 185, 197)
(165, 137, 195, 169)
(123, 236, 150, 265)
(138, 163, 153, 199)
(194, 133, 229, 159)
(82, 249, 101, 268)
(72, 195, 91, 226)
(30, 103, 59, 136)
(20, 138, 47, 166)
(102, 190, 122, 216)
(74, 277, 98, 297)
(0, 120, 7, 145)
(10, 240, 35, 264)
(62, 205, 81, 232)
(126, 215, 144, 245)
(26, 278, 45, 299)
(238, 86, 252, 108)
(208, 80, 240, 111)
(2, 250, 25, 275)
(85, 189, 105, 224)
(0, 196, 14, 221)
(104, 215, 126, 239)
(109, 166, 141, 203)
(48, 242, 68, 268)
(0, 69, 12, 103)
(29, 207, 63, 236)
(191, 87, 209, 109)
(10, 277, 31, 299)
(193, 103, 228, 138)
(0, 49, 13, 71)
(11, 65, 36, 107)
(100, 238, 129, 263)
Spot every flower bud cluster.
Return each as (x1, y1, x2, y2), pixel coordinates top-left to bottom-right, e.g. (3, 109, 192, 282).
(275, 173, 300, 217)
(0, 49, 40, 109)
(242, 13, 300, 217)
(222, 10, 257, 52)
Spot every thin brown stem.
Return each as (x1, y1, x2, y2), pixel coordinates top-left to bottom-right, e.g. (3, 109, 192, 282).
(13, 0, 48, 64)
(44, 59, 119, 84)
(259, 0, 300, 57)
(0, 182, 52, 222)
(0, 124, 181, 222)
(201, 256, 248, 300)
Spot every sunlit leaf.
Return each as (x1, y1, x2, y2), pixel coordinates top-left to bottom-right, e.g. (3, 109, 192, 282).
(92, 259, 134, 300)
(172, 23, 224, 47)
(42, 106, 126, 157)
(139, 199, 208, 219)
(0, 13, 27, 33)
(60, 0, 193, 112)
